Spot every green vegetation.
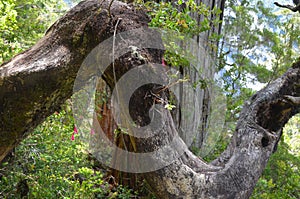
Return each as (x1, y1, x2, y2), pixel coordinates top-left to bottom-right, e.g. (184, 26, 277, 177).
(216, 1, 300, 198)
(251, 133, 300, 198)
(250, 115, 300, 199)
(0, 0, 138, 198)
(0, 0, 67, 63)
(145, 0, 222, 69)
(0, 105, 138, 198)
(0, 0, 299, 198)
(146, 0, 216, 36)
(219, 0, 300, 123)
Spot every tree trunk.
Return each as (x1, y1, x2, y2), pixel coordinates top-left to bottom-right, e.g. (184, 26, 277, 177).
(185, 0, 226, 153)
(0, 0, 152, 162)
(92, 0, 227, 188)
(0, 0, 299, 198)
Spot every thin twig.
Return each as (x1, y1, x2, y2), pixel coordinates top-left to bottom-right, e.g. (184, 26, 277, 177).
(112, 18, 128, 151)
(112, 18, 122, 107)
(108, 0, 115, 17)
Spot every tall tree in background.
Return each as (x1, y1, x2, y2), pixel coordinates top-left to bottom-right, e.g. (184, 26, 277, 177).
(219, 0, 300, 121)
(93, 0, 226, 188)
(218, 1, 300, 198)
(0, 0, 299, 198)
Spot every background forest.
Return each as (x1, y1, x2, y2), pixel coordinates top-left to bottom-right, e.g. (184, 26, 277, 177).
(0, 0, 299, 198)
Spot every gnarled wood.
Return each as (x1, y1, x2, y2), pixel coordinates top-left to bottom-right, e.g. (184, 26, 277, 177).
(0, 0, 299, 198)
(0, 0, 150, 162)
(135, 61, 300, 198)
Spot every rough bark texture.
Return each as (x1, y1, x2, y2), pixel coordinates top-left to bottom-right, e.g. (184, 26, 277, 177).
(140, 62, 300, 198)
(0, 0, 152, 162)
(170, 0, 226, 150)
(1, 0, 299, 198)
(192, 0, 226, 151)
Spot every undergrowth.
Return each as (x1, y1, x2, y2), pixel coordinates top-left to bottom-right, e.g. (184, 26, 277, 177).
(0, 103, 139, 199)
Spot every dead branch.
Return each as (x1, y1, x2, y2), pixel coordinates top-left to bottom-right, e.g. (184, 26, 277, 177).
(274, 2, 300, 12)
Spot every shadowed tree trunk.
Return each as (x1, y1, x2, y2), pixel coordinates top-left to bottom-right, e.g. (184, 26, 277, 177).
(0, 0, 152, 162)
(94, 0, 226, 188)
(0, 0, 299, 198)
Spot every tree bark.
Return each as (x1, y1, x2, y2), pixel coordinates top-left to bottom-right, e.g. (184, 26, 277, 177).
(0, 0, 299, 198)
(141, 62, 300, 198)
(189, 0, 226, 152)
(164, 0, 226, 151)
(0, 0, 152, 162)
(106, 0, 226, 188)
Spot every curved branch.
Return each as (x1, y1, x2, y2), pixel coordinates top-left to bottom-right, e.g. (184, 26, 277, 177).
(0, 0, 150, 162)
(1, 0, 299, 198)
(274, 2, 300, 12)
(142, 63, 300, 198)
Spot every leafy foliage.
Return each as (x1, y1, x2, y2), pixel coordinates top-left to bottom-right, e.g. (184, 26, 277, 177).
(217, 1, 300, 198)
(145, 0, 222, 68)
(251, 133, 300, 199)
(0, 0, 299, 198)
(0, 106, 138, 198)
(146, 0, 212, 35)
(218, 0, 300, 122)
(0, 0, 67, 63)
(0, 1, 138, 197)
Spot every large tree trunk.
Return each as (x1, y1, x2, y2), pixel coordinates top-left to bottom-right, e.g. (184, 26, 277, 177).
(161, 0, 226, 153)
(0, 0, 151, 162)
(0, 0, 299, 198)
(104, 0, 226, 187)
